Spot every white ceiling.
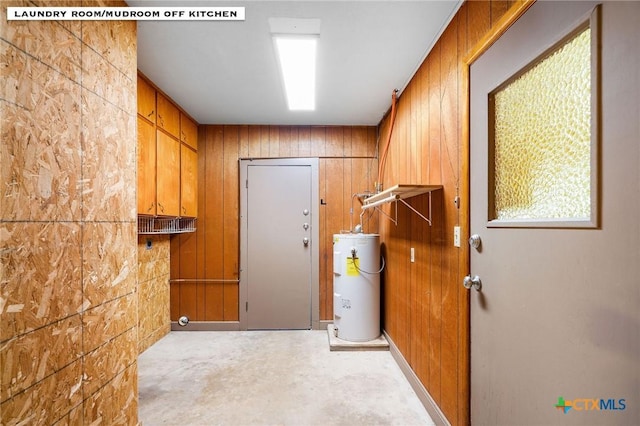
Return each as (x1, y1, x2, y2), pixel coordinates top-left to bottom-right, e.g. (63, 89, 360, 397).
(129, 1, 462, 126)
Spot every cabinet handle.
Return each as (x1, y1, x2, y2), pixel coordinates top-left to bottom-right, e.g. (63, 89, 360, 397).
(147, 203, 154, 213)
(182, 206, 186, 214)
(147, 110, 154, 118)
(158, 115, 163, 127)
(158, 202, 164, 213)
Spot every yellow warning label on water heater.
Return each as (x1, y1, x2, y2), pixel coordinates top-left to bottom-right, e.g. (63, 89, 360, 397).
(346, 257, 359, 276)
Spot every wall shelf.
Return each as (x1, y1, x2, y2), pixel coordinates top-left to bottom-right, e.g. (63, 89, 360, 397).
(138, 216, 196, 234)
(361, 184, 442, 226)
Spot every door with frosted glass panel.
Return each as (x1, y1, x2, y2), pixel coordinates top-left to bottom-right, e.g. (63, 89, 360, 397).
(468, 1, 640, 424)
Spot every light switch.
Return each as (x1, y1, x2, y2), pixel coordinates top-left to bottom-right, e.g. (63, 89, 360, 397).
(454, 226, 461, 247)
(410, 247, 415, 263)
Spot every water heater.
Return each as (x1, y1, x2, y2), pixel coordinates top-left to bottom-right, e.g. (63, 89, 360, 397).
(333, 233, 381, 342)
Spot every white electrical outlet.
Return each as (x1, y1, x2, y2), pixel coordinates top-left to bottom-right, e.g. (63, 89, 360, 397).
(453, 226, 461, 247)
(410, 247, 415, 263)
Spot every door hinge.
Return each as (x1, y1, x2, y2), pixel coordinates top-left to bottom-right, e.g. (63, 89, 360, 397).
(246, 179, 248, 189)
(246, 301, 248, 312)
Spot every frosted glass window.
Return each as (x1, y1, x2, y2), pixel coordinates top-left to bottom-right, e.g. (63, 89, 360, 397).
(490, 27, 594, 224)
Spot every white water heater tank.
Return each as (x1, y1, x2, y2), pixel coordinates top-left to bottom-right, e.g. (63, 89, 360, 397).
(333, 233, 381, 342)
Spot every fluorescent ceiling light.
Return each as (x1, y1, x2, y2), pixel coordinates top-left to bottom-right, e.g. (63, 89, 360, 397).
(273, 35, 317, 111)
(269, 18, 320, 112)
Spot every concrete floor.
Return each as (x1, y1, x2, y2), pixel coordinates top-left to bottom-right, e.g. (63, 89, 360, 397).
(138, 330, 435, 425)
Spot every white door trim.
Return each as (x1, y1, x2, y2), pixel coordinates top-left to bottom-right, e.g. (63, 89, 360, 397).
(239, 158, 320, 330)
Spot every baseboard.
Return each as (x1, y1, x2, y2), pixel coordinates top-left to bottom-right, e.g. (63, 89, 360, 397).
(171, 321, 240, 331)
(384, 331, 450, 426)
(171, 321, 329, 331)
(317, 320, 333, 330)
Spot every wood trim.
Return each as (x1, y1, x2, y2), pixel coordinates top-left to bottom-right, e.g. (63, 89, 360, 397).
(464, 0, 536, 65)
(459, 52, 471, 426)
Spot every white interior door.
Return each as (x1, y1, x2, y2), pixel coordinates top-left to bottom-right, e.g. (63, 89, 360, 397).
(240, 159, 319, 330)
(469, 2, 639, 425)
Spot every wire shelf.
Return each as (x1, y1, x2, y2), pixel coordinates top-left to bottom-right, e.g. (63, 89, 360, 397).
(138, 216, 197, 234)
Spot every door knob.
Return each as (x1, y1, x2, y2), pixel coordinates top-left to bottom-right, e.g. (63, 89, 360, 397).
(463, 275, 482, 291)
(303, 222, 309, 230)
(303, 237, 309, 246)
(469, 234, 481, 249)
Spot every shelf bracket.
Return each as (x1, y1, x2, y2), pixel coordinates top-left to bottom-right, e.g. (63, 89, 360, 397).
(361, 184, 439, 226)
(397, 192, 432, 226)
(361, 200, 398, 226)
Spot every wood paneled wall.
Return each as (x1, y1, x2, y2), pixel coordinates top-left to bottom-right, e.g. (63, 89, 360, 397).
(170, 125, 378, 323)
(377, 1, 516, 425)
(1, 1, 138, 423)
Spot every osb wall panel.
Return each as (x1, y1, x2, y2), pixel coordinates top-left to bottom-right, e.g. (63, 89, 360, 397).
(0, 315, 82, 402)
(82, 92, 136, 221)
(377, 1, 515, 425)
(171, 125, 378, 323)
(138, 235, 171, 353)
(138, 236, 170, 282)
(83, 223, 137, 308)
(0, 222, 82, 341)
(0, 40, 82, 222)
(83, 363, 138, 424)
(0, 1, 138, 424)
(83, 327, 138, 397)
(138, 276, 170, 353)
(0, 359, 84, 425)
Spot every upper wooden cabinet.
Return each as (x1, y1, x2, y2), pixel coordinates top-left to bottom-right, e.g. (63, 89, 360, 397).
(137, 117, 156, 215)
(156, 130, 181, 217)
(137, 75, 156, 123)
(157, 93, 180, 139)
(180, 113, 198, 150)
(136, 72, 198, 222)
(180, 144, 198, 217)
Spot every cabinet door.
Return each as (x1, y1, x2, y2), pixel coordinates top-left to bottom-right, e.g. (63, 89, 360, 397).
(156, 130, 181, 216)
(137, 117, 156, 215)
(180, 113, 198, 151)
(137, 75, 156, 123)
(181, 144, 198, 217)
(157, 93, 180, 139)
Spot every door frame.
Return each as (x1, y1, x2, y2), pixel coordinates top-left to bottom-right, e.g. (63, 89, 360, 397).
(239, 158, 320, 330)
